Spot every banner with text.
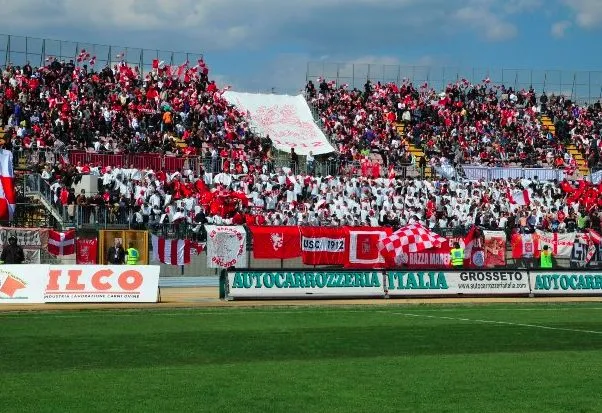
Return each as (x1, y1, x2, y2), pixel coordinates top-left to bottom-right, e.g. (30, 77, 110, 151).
(206, 225, 248, 268)
(227, 271, 385, 299)
(385, 270, 530, 296)
(530, 271, 602, 295)
(223, 91, 336, 155)
(44, 265, 160, 303)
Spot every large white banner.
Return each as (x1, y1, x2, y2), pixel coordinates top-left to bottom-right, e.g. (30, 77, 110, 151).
(535, 231, 576, 258)
(223, 91, 336, 155)
(530, 271, 602, 295)
(0, 265, 46, 304)
(44, 265, 160, 303)
(227, 271, 385, 299)
(206, 225, 248, 268)
(386, 270, 530, 296)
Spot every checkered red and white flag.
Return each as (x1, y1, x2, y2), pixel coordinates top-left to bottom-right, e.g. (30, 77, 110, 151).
(378, 223, 447, 262)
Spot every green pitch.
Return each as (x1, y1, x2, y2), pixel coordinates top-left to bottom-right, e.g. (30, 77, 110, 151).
(2, 303, 602, 413)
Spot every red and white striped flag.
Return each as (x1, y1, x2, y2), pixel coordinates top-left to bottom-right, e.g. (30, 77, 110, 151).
(586, 229, 602, 263)
(151, 234, 205, 266)
(89, 56, 97, 66)
(48, 230, 76, 256)
(0, 150, 16, 221)
(507, 188, 530, 206)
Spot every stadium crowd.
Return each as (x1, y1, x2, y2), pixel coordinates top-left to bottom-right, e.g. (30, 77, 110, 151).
(3, 57, 602, 235)
(306, 78, 602, 171)
(0, 56, 273, 171)
(33, 158, 602, 236)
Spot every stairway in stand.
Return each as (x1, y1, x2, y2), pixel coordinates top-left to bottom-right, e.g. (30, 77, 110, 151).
(540, 113, 556, 136)
(567, 144, 590, 176)
(395, 122, 432, 178)
(541, 114, 589, 177)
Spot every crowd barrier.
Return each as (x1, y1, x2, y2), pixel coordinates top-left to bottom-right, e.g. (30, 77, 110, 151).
(462, 166, 565, 181)
(223, 269, 602, 300)
(67, 151, 201, 173)
(0, 265, 160, 304)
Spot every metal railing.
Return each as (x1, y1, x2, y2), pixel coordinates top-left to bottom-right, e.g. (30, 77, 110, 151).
(0, 33, 203, 75)
(307, 62, 602, 105)
(461, 166, 567, 181)
(11, 202, 58, 228)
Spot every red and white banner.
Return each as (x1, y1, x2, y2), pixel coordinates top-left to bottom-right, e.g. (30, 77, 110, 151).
(76, 238, 98, 264)
(344, 227, 391, 268)
(48, 230, 75, 256)
(206, 225, 247, 268)
(483, 230, 506, 266)
(0, 150, 16, 221)
(535, 230, 576, 258)
(463, 226, 485, 268)
(300, 226, 346, 265)
(45, 265, 160, 303)
(151, 235, 204, 266)
(511, 233, 538, 259)
(248, 226, 301, 259)
(507, 189, 530, 205)
(393, 244, 452, 268)
(223, 92, 336, 155)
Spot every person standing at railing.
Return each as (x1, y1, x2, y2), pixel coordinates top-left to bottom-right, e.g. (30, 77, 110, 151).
(306, 151, 315, 175)
(290, 148, 299, 174)
(0, 236, 24, 264)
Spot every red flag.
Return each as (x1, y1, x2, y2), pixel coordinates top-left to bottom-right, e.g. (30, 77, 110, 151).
(0, 150, 16, 221)
(300, 226, 346, 265)
(48, 230, 75, 256)
(249, 226, 301, 259)
(511, 233, 538, 259)
(344, 226, 391, 268)
(151, 235, 204, 266)
(483, 230, 506, 267)
(76, 238, 98, 264)
(463, 226, 485, 267)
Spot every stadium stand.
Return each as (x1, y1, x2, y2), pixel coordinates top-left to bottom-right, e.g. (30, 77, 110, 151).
(3, 48, 602, 237)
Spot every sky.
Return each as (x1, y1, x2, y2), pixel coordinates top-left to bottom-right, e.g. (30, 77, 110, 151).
(0, 0, 601, 97)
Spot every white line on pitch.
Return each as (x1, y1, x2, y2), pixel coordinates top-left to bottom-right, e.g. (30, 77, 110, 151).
(392, 312, 602, 335)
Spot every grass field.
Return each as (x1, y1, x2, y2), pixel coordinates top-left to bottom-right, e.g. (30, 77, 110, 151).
(2, 303, 602, 413)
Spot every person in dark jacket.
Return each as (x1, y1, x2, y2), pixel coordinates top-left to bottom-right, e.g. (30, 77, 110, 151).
(106, 239, 125, 265)
(0, 236, 25, 264)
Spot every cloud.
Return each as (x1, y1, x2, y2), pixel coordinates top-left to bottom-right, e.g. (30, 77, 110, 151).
(562, 0, 602, 28)
(0, 0, 532, 54)
(452, 2, 519, 41)
(551, 20, 572, 37)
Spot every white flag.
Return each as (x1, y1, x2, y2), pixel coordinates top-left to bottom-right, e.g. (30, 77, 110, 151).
(205, 225, 247, 268)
